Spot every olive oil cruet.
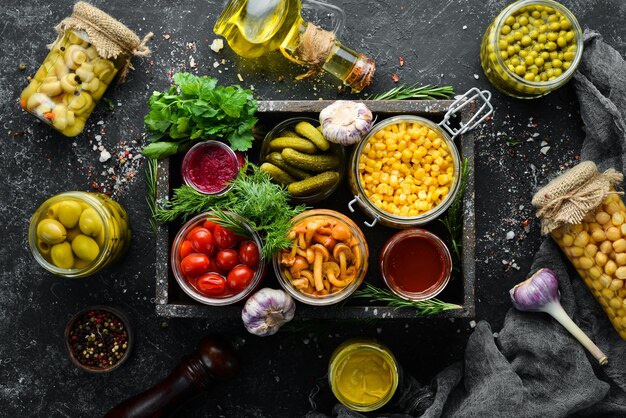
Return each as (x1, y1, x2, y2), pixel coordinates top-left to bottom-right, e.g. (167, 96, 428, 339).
(214, 0, 376, 92)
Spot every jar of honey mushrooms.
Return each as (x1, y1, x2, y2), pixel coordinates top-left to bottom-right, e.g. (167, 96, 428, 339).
(533, 161, 626, 339)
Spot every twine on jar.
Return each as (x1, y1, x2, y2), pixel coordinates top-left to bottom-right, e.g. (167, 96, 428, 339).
(532, 161, 624, 235)
(54, 2, 153, 82)
(293, 24, 336, 80)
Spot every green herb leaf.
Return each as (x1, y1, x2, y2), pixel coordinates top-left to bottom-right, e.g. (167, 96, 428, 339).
(154, 163, 307, 259)
(142, 141, 179, 159)
(142, 73, 258, 159)
(145, 157, 159, 235)
(440, 158, 470, 276)
(369, 84, 455, 101)
(352, 283, 462, 315)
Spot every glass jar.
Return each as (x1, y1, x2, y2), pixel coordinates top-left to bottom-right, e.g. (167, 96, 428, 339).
(181, 141, 240, 195)
(348, 115, 461, 229)
(551, 192, 626, 340)
(480, 0, 583, 99)
(260, 117, 346, 203)
(171, 212, 265, 306)
(274, 209, 369, 305)
(328, 339, 399, 412)
(20, 29, 126, 136)
(380, 228, 452, 301)
(29, 191, 131, 278)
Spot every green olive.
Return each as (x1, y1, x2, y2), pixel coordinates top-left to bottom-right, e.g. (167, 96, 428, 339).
(72, 258, 92, 269)
(37, 239, 51, 255)
(66, 227, 82, 242)
(57, 200, 83, 229)
(79, 208, 103, 237)
(45, 203, 60, 219)
(37, 219, 67, 245)
(71, 234, 100, 261)
(51, 241, 75, 269)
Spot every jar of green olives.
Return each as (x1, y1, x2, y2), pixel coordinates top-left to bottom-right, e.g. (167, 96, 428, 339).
(28, 191, 131, 278)
(19, 2, 151, 136)
(480, 0, 583, 98)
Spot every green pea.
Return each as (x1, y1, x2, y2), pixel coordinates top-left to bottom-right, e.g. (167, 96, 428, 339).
(563, 61, 571, 70)
(519, 16, 529, 26)
(546, 68, 555, 77)
(71, 234, 100, 262)
(535, 57, 545, 67)
(513, 22, 520, 30)
(510, 57, 521, 66)
(552, 59, 563, 68)
(529, 30, 539, 39)
(533, 43, 544, 52)
(507, 46, 516, 56)
(540, 24, 548, 33)
(547, 32, 558, 42)
(521, 26, 529, 34)
(528, 65, 539, 75)
(541, 51, 550, 60)
(546, 41, 557, 51)
(515, 65, 527, 76)
(506, 34, 515, 44)
(541, 73, 548, 81)
(548, 14, 559, 23)
(529, 50, 538, 58)
(531, 10, 540, 19)
(557, 37, 567, 47)
(554, 68, 563, 77)
(563, 51, 575, 61)
(57, 200, 83, 229)
(79, 208, 103, 237)
(514, 31, 523, 41)
(550, 51, 559, 59)
(37, 219, 67, 245)
(521, 35, 532, 46)
(51, 242, 75, 269)
(505, 16, 515, 26)
(566, 31, 575, 42)
(524, 56, 534, 66)
(499, 39, 508, 50)
(501, 25, 512, 35)
(524, 72, 535, 81)
(500, 51, 509, 60)
(560, 19, 571, 30)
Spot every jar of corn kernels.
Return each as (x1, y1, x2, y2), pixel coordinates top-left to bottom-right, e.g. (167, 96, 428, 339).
(533, 161, 626, 339)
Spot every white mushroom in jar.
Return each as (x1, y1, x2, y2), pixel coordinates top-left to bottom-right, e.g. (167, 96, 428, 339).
(75, 63, 95, 82)
(64, 91, 93, 116)
(39, 76, 63, 97)
(92, 58, 117, 85)
(60, 73, 81, 94)
(64, 44, 88, 70)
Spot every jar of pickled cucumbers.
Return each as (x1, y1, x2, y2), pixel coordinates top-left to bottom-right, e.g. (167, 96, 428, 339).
(480, 0, 583, 98)
(533, 162, 626, 339)
(20, 2, 152, 137)
(29, 191, 131, 278)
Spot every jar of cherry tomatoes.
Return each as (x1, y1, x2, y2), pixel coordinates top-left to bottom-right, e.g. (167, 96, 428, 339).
(171, 212, 264, 306)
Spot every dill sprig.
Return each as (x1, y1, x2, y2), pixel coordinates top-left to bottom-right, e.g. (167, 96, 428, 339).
(440, 158, 470, 276)
(145, 157, 159, 234)
(154, 163, 307, 259)
(368, 84, 455, 101)
(352, 283, 462, 315)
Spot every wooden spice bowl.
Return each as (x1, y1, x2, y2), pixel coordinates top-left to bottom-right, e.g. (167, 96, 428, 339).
(64, 305, 133, 374)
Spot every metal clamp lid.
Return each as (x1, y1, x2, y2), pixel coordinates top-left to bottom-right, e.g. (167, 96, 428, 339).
(438, 88, 493, 139)
(348, 196, 379, 228)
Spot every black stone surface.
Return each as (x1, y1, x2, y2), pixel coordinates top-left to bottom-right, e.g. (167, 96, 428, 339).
(0, 1, 624, 417)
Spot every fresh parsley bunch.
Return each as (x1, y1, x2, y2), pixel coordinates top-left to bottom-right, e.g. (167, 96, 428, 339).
(143, 73, 258, 159)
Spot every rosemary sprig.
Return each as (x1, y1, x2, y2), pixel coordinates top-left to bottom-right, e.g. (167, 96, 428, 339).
(154, 163, 307, 260)
(368, 84, 455, 101)
(352, 284, 462, 315)
(440, 158, 470, 275)
(145, 157, 159, 234)
(506, 137, 522, 147)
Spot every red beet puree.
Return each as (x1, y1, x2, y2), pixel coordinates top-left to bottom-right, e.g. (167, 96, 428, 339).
(385, 236, 445, 293)
(183, 142, 238, 194)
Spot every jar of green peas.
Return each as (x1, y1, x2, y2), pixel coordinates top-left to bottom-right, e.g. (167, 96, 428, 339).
(480, 0, 583, 99)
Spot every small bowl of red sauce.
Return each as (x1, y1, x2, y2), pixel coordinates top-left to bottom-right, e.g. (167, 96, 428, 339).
(181, 141, 240, 195)
(379, 228, 452, 301)
(171, 212, 265, 306)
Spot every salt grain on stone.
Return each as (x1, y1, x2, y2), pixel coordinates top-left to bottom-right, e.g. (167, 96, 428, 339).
(99, 150, 111, 163)
(506, 231, 515, 240)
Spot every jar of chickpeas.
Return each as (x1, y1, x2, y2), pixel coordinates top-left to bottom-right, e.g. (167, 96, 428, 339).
(480, 0, 583, 98)
(19, 2, 151, 137)
(533, 161, 626, 339)
(348, 116, 461, 228)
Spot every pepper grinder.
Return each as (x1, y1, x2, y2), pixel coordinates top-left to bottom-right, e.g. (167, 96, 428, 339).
(104, 336, 238, 418)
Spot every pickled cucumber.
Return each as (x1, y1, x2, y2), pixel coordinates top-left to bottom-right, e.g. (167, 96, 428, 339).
(260, 163, 296, 186)
(265, 152, 311, 180)
(295, 121, 330, 151)
(288, 172, 340, 196)
(269, 137, 317, 154)
(282, 148, 340, 172)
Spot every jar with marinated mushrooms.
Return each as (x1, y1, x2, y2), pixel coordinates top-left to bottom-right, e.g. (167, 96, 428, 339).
(29, 191, 131, 278)
(533, 161, 626, 339)
(274, 210, 369, 305)
(20, 2, 151, 136)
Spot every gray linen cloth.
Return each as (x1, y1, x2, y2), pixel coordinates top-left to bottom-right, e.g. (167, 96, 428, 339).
(307, 31, 626, 418)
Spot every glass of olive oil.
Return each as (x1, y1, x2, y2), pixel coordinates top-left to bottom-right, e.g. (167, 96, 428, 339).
(214, 0, 375, 92)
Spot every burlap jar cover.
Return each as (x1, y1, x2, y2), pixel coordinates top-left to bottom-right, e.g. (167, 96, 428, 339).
(54, 2, 153, 82)
(532, 161, 624, 235)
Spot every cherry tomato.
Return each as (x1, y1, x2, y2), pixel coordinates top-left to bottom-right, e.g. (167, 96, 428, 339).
(195, 273, 227, 296)
(179, 240, 194, 260)
(213, 225, 237, 249)
(204, 257, 226, 275)
(203, 219, 218, 231)
(239, 241, 260, 268)
(188, 227, 215, 255)
(216, 249, 240, 271)
(180, 253, 210, 278)
(227, 264, 254, 292)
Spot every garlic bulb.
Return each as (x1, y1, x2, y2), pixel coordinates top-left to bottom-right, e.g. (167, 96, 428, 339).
(510, 268, 608, 365)
(242, 288, 296, 336)
(319, 100, 373, 146)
